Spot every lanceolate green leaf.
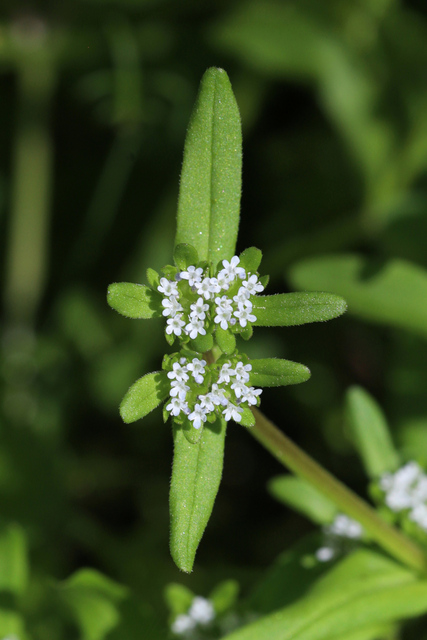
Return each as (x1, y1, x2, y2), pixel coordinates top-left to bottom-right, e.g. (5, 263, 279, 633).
(120, 372, 169, 424)
(250, 358, 310, 386)
(289, 254, 427, 338)
(107, 283, 162, 319)
(268, 475, 337, 525)
(346, 386, 399, 479)
(252, 292, 347, 326)
(175, 67, 242, 267)
(170, 419, 227, 573)
(222, 550, 427, 640)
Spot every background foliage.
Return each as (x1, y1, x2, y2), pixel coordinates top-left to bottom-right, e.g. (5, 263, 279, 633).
(2, 0, 427, 637)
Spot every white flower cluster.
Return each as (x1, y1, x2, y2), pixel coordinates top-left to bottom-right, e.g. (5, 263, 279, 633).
(166, 357, 262, 429)
(172, 596, 215, 636)
(380, 461, 427, 531)
(158, 256, 264, 339)
(316, 514, 363, 562)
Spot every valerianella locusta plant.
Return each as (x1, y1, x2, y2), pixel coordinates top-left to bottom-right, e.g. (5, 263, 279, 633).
(107, 68, 346, 572)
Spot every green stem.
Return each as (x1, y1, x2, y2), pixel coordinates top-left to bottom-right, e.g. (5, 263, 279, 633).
(251, 407, 427, 574)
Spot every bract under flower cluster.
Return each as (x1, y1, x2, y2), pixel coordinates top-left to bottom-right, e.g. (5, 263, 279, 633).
(158, 255, 263, 341)
(380, 461, 427, 531)
(164, 354, 262, 430)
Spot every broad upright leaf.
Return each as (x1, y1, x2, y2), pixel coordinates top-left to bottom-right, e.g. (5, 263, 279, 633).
(170, 418, 227, 572)
(268, 475, 336, 525)
(252, 292, 347, 326)
(223, 550, 427, 640)
(346, 386, 399, 479)
(120, 371, 169, 423)
(250, 358, 310, 387)
(289, 254, 427, 338)
(107, 283, 162, 319)
(175, 67, 242, 267)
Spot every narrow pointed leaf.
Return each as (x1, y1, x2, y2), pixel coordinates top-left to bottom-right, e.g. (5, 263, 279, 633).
(252, 293, 347, 326)
(250, 358, 310, 386)
(120, 371, 169, 423)
(289, 254, 427, 338)
(268, 475, 337, 525)
(222, 550, 427, 640)
(107, 283, 162, 319)
(175, 67, 242, 266)
(170, 418, 227, 573)
(346, 386, 400, 479)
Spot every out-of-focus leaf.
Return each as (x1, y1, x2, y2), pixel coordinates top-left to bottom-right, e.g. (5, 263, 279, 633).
(346, 386, 399, 478)
(289, 254, 427, 338)
(175, 67, 242, 267)
(252, 293, 347, 327)
(120, 371, 169, 423)
(268, 475, 336, 525)
(107, 282, 162, 319)
(0, 522, 28, 595)
(223, 550, 427, 640)
(210, 580, 239, 615)
(250, 358, 310, 387)
(164, 583, 194, 616)
(170, 419, 227, 573)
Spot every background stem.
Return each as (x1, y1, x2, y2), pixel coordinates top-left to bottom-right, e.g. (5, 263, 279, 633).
(251, 407, 427, 573)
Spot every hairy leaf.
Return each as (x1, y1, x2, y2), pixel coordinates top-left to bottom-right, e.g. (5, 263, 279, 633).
(215, 326, 236, 355)
(346, 386, 399, 479)
(252, 292, 347, 326)
(170, 418, 227, 572)
(239, 246, 262, 273)
(173, 243, 199, 270)
(107, 283, 162, 319)
(222, 550, 427, 640)
(175, 67, 242, 267)
(250, 358, 310, 386)
(120, 371, 169, 424)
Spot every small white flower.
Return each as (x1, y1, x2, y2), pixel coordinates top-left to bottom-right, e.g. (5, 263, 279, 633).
(230, 379, 249, 399)
(223, 402, 243, 423)
(167, 362, 189, 382)
(170, 379, 190, 400)
(215, 295, 233, 310)
(241, 386, 262, 406)
(242, 274, 264, 295)
(199, 394, 215, 412)
(218, 363, 236, 384)
(187, 358, 206, 383)
(185, 318, 207, 340)
(208, 384, 228, 406)
(158, 277, 179, 297)
(171, 613, 196, 634)
(180, 265, 204, 287)
(315, 547, 336, 562)
(195, 277, 215, 300)
(221, 256, 246, 281)
(166, 397, 188, 417)
(166, 314, 185, 336)
(329, 515, 363, 539)
(189, 403, 208, 429)
(190, 297, 209, 320)
(234, 302, 257, 328)
(234, 362, 252, 382)
(214, 307, 232, 330)
(189, 596, 215, 625)
(216, 271, 230, 290)
(162, 296, 183, 317)
(234, 287, 251, 303)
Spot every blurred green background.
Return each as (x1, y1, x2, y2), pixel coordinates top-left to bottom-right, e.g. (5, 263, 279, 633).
(3, 0, 427, 636)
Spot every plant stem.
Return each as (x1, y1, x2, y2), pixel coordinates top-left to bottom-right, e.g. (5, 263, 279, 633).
(250, 407, 427, 574)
